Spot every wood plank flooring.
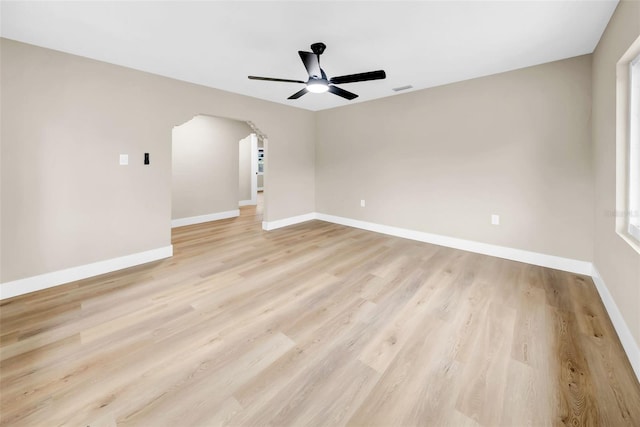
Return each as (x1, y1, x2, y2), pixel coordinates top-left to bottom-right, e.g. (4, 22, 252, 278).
(1, 202, 639, 426)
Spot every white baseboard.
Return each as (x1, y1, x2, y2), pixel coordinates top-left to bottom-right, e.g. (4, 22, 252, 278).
(315, 213, 592, 275)
(262, 213, 316, 231)
(171, 210, 239, 228)
(0, 245, 173, 300)
(260, 211, 591, 275)
(239, 200, 256, 207)
(591, 266, 640, 382)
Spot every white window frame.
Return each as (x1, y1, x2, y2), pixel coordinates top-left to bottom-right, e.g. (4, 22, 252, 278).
(629, 54, 640, 242)
(616, 36, 640, 253)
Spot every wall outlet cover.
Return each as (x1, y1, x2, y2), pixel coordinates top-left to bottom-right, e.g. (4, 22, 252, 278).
(119, 154, 129, 165)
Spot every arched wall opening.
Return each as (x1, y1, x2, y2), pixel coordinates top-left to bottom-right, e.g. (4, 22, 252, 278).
(170, 114, 268, 228)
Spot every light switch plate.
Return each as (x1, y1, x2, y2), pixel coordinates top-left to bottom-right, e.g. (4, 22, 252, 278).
(491, 214, 500, 225)
(119, 154, 129, 165)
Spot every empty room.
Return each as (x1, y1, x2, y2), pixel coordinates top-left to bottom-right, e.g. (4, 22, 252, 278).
(1, 1, 640, 425)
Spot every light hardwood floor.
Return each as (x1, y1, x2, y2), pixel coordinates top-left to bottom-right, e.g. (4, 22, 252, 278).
(1, 202, 639, 426)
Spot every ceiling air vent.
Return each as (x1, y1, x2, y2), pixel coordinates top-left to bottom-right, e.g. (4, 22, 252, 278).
(392, 85, 413, 92)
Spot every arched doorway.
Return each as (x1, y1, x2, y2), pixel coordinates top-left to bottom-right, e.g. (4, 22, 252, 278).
(170, 114, 268, 227)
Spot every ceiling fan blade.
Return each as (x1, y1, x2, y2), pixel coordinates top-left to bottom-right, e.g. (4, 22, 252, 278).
(328, 85, 358, 100)
(329, 70, 386, 85)
(299, 51, 322, 78)
(288, 88, 309, 99)
(248, 76, 306, 83)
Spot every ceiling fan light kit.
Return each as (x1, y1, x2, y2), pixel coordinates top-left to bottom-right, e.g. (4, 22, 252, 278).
(306, 80, 329, 93)
(248, 42, 386, 100)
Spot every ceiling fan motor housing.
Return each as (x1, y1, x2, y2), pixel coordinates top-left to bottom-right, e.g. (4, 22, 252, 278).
(311, 42, 326, 55)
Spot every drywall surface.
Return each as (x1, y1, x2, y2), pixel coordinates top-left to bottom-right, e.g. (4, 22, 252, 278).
(238, 133, 252, 202)
(172, 115, 251, 219)
(592, 0, 640, 345)
(1, 38, 315, 283)
(316, 55, 593, 262)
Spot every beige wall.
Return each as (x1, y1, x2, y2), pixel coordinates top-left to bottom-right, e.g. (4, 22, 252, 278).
(238, 133, 253, 202)
(172, 115, 251, 219)
(316, 55, 593, 261)
(0, 38, 315, 283)
(592, 1, 640, 345)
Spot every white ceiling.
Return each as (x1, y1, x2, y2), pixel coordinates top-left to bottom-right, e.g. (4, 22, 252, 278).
(1, 1, 618, 111)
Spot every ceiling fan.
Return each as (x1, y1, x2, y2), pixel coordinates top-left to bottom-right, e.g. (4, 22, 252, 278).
(248, 42, 386, 100)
